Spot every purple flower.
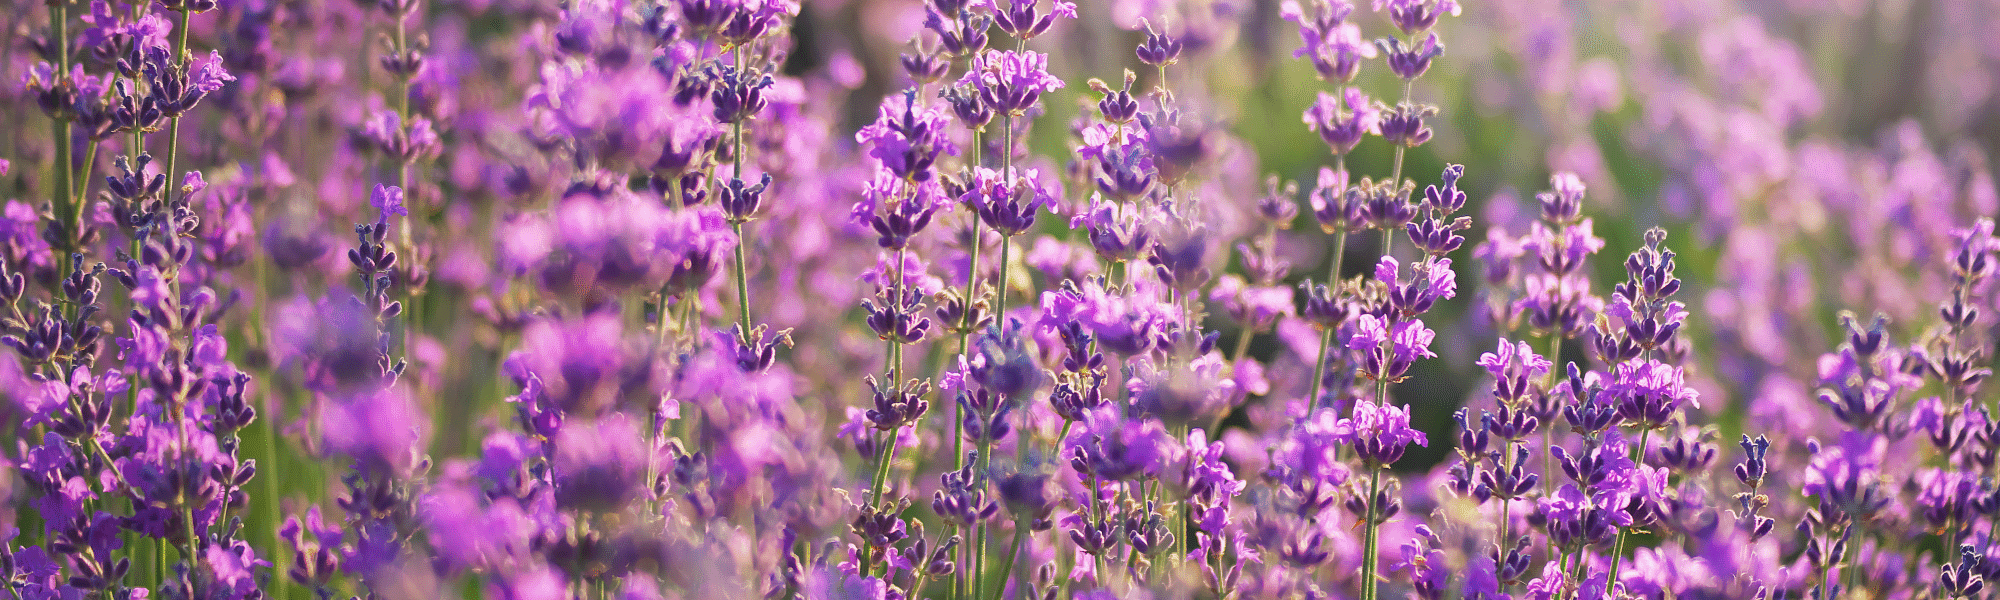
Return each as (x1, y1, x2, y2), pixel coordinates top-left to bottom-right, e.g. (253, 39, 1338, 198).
(1077, 195, 1156, 262)
(994, 0, 1077, 40)
(1539, 172, 1587, 224)
(1478, 338, 1552, 403)
(204, 540, 271, 600)
(504, 312, 664, 417)
(1269, 409, 1353, 492)
(1209, 275, 1294, 331)
(1346, 314, 1436, 382)
(1378, 33, 1444, 80)
(1375, 0, 1459, 35)
(964, 50, 1065, 115)
(1067, 405, 1185, 481)
(370, 184, 408, 222)
(1302, 88, 1378, 155)
(961, 167, 1055, 236)
(1336, 399, 1428, 465)
(1607, 359, 1699, 428)
(1377, 255, 1457, 317)
(1282, 0, 1376, 82)
(322, 384, 429, 477)
(1803, 431, 1890, 517)
(552, 414, 651, 512)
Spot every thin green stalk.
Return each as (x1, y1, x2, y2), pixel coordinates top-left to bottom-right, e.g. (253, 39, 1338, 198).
(49, 0, 73, 254)
(1383, 79, 1414, 260)
(1543, 335, 1563, 494)
(1360, 466, 1383, 600)
(995, 236, 1012, 329)
(731, 221, 753, 337)
(973, 439, 993, 600)
(1002, 515, 1027, 600)
(160, 7, 191, 215)
(993, 112, 1016, 327)
(73, 140, 98, 209)
(728, 46, 753, 341)
(869, 428, 899, 505)
(1308, 227, 1350, 408)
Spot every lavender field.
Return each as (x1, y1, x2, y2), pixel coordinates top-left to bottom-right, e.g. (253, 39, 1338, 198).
(1, 0, 1996, 598)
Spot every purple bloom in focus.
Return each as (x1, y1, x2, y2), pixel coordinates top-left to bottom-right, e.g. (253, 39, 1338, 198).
(1607, 359, 1699, 429)
(1335, 399, 1427, 465)
(1478, 338, 1552, 403)
(960, 167, 1056, 237)
(1282, 0, 1376, 83)
(1346, 314, 1436, 382)
(1303, 88, 1378, 155)
(964, 50, 1065, 115)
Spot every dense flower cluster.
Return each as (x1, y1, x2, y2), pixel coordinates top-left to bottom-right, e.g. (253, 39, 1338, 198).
(0, 0, 1995, 599)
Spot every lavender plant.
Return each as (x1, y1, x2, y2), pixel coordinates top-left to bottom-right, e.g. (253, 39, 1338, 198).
(1, 0, 1997, 599)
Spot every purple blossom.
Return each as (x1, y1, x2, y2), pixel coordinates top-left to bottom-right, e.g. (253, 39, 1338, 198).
(1302, 88, 1378, 156)
(1346, 314, 1436, 381)
(964, 51, 1065, 115)
(1478, 338, 1552, 403)
(1336, 399, 1428, 465)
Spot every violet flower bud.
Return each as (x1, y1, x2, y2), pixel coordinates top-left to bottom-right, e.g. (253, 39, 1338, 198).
(1378, 33, 1443, 80)
(1088, 72, 1142, 124)
(1941, 545, 1986, 598)
(1382, 0, 1459, 36)
(719, 173, 772, 223)
(1302, 88, 1377, 155)
(994, 0, 1075, 41)
(1135, 19, 1183, 67)
(1377, 102, 1437, 148)
(709, 65, 772, 124)
(924, 8, 991, 57)
(965, 50, 1064, 115)
(864, 376, 931, 431)
(1539, 172, 1587, 224)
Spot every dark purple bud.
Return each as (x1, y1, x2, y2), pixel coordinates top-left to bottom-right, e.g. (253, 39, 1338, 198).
(1135, 19, 1183, 67)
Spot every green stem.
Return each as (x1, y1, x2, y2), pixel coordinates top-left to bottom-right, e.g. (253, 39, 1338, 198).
(49, 0, 73, 254)
(73, 140, 98, 209)
(1360, 466, 1383, 600)
(1001, 515, 1027, 600)
(731, 221, 752, 337)
(1308, 227, 1350, 408)
(994, 112, 1016, 328)
(973, 438, 993, 600)
(1383, 79, 1414, 260)
(728, 46, 753, 341)
(995, 236, 1012, 329)
(161, 7, 191, 211)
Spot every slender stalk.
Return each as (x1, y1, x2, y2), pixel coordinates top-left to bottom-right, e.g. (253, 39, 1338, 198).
(869, 428, 899, 505)
(1383, 79, 1414, 260)
(993, 113, 1017, 328)
(1308, 227, 1350, 409)
(73, 140, 98, 209)
(49, 0, 74, 254)
(160, 7, 192, 213)
(1543, 335, 1563, 494)
(1360, 465, 1383, 600)
(731, 221, 753, 336)
(973, 440, 993, 600)
(1002, 515, 1028, 600)
(995, 237, 1012, 328)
